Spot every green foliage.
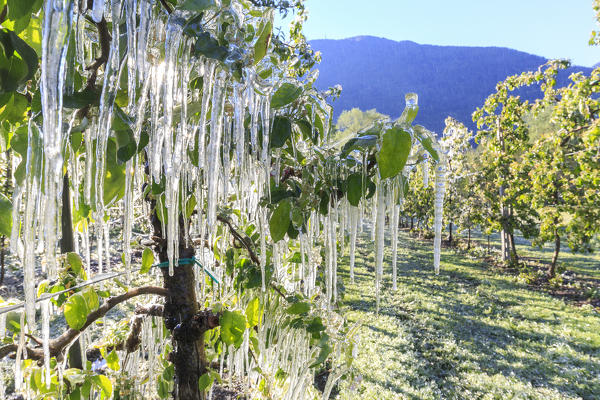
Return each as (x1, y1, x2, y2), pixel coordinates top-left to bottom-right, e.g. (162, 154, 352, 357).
(220, 310, 246, 348)
(377, 126, 412, 179)
(140, 247, 155, 274)
(270, 82, 302, 108)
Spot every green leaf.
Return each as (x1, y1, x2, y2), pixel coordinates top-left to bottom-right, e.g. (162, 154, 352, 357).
(64, 293, 89, 330)
(286, 301, 310, 315)
(270, 116, 292, 148)
(105, 350, 120, 371)
(310, 343, 332, 368)
(253, 20, 272, 66)
(271, 83, 302, 109)
(81, 288, 99, 312)
(103, 138, 126, 205)
(0, 93, 28, 124)
(179, 0, 216, 12)
(194, 32, 228, 61)
(340, 135, 378, 159)
(66, 252, 83, 276)
(245, 297, 260, 328)
(346, 173, 364, 207)
(18, 14, 42, 55)
(157, 378, 169, 399)
(9, 124, 28, 155)
(413, 125, 439, 162)
(63, 87, 101, 109)
(198, 372, 214, 392)
(140, 247, 154, 274)
(91, 374, 113, 399)
(377, 126, 412, 179)
(220, 310, 246, 348)
(0, 193, 12, 237)
(269, 200, 291, 242)
(1, 28, 38, 82)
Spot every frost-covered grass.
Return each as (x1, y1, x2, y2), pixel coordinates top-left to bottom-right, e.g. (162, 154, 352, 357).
(336, 230, 600, 400)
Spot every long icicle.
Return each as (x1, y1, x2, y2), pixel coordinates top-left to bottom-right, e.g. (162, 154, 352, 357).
(433, 159, 446, 274)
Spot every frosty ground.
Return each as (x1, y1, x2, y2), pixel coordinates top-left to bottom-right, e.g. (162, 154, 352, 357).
(335, 230, 600, 400)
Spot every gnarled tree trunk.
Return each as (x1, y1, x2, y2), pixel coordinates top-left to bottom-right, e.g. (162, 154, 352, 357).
(149, 200, 207, 400)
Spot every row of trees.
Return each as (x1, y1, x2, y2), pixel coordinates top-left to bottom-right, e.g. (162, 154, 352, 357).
(348, 59, 599, 279)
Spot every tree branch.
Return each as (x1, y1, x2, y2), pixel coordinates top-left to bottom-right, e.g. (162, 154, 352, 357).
(158, 0, 173, 14)
(0, 286, 168, 361)
(84, 17, 111, 91)
(217, 214, 260, 265)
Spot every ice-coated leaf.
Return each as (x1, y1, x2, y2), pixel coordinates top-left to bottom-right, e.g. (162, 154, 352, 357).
(245, 297, 261, 328)
(346, 173, 364, 207)
(64, 294, 89, 330)
(0, 193, 12, 237)
(179, 0, 216, 11)
(377, 126, 412, 179)
(286, 301, 310, 315)
(271, 83, 302, 109)
(270, 116, 292, 148)
(253, 19, 272, 65)
(198, 373, 214, 391)
(220, 310, 246, 348)
(269, 200, 291, 242)
(413, 125, 440, 162)
(105, 349, 120, 371)
(91, 374, 113, 399)
(66, 252, 83, 276)
(140, 247, 154, 274)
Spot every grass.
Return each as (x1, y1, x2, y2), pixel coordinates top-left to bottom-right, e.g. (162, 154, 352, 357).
(335, 230, 600, 400)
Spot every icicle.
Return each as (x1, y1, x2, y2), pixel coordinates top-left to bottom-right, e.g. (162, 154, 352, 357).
(136, 0, 152, 82)
(41, 300, 51, 388)
(374, 183, 386, 313)
(329, 204, 338, 304)
(348, 205, 358, 283)
(206, 71, 227, 235)
(40, 0, 73, 280)
(433, 160, 446, 274)
(94, 0, 123, 217)
(391, 203, 399, 290)
(22, 121, 42, 326)
(91, 0, 104, 23)
(125, 0, 138, 110)
(163, 16, 186, 275)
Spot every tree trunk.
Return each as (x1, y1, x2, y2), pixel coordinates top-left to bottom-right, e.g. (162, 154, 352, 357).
(60, 174, 83, 370)
(448, 222, 453, 246)
(467, 227, 471, 250)
(487, 235, 490, 255)
(410, 217, 414, 230)
(149, 201, 206, 400)
(508, 232, 519, 265)
(549, 231, 560, 279)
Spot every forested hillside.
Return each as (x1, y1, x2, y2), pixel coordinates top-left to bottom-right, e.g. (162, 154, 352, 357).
(311, 36, 593, 132)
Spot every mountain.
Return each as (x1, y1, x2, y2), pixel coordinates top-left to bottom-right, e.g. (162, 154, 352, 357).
(310, 36, 593, 133)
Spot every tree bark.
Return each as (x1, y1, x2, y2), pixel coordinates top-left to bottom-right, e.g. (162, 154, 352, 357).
(467, 227, 471, 250)
(149, 201, 206, 400)
(60, 174, 83, 370)
(549, 230, 560, 279)
(448, 221, 453, 246)
(508, 232, 519, 265)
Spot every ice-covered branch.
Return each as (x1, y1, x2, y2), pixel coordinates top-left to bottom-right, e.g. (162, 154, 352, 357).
(0, 286, 168, 361)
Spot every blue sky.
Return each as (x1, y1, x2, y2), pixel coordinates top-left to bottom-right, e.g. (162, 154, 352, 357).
(279, 0, 599, 67)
